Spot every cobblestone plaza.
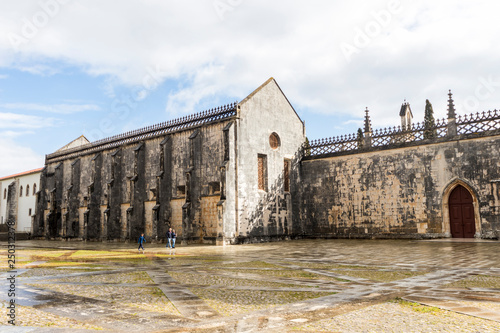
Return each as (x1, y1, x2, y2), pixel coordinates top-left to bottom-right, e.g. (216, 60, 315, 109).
(2, 239, 500, 332)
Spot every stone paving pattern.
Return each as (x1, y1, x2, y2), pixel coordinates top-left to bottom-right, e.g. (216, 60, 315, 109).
(1, 239, 500, 332)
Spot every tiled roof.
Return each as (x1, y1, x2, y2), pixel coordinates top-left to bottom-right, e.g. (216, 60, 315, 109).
(0, 168, 43, 181)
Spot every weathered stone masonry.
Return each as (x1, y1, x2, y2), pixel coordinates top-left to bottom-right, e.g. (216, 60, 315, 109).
(34, 79, 500, 243)
(296, 94, 500, 239)
(298, 137, 500, 238)
(35, 118, 235, 242)
(34, 78, 306, 244)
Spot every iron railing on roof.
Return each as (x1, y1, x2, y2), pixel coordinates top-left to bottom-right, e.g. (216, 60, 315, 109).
(456, 109, 500, 135)
(306, 109, 500, 157)
(46, 102, 238, 162)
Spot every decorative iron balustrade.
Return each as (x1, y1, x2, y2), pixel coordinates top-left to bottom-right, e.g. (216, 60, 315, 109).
(307, 134, 360, 156)
(307, 109, 500, 157)
(457, 109, 500, 135)
(46, 102, 238, 162)
(371, 118, 448, 147)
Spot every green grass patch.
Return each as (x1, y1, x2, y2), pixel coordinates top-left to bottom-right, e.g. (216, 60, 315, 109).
(163, 256, 228, 266)
(392, 297, 442, 314)
(332, 269, 426, 282)
(218, 260, 282, 269)
(64, 250, 151, 264)
(284, 261, 370, 270)
(149, 287, 166, 297)
(443, 275, 500, 289)
(70, 250, 137, 258)
(36, 261, 95, 268)
(168, 271, 306, 288)
(55, 271, 153, 284)
(31, 250, 73, 259)
(190, 288, 335, 316)
(216, 268, 349, 282)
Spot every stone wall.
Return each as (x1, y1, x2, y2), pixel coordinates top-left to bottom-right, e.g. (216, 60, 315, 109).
(30, 80, 500, 244)
(296, 135, 500, 239)
(34, 121, 230, 243)
(234, 78, 306, 243)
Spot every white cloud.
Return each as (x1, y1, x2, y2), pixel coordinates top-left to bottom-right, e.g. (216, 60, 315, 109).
(0, 130, 36, 138)
(0, 103, 100, 114)
(0, 0, 498, 135)
(0, 74, 7, 79)
(0, 137, 44, 177)
(0, 112, 57, 129)
(15, 64, 60, 76)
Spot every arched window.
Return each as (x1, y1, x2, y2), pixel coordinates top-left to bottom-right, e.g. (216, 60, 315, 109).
(269, 132, 280, 149)
(20, 186, 23, 197)
(33, 183, 37, 195)
(26, 185, 30, 197)
(3, 189, 6, 199)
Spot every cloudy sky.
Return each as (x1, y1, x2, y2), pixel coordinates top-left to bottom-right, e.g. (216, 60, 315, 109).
(0, 0, 499, 176)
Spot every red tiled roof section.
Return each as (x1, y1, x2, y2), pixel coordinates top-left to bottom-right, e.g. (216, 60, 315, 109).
(0, 168, 43, 181)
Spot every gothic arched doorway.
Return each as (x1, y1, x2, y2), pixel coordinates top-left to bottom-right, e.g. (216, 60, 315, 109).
(449, 185, 476, 238)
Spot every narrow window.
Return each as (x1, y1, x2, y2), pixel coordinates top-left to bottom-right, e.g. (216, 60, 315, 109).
(258, 154, 267, 191)
(33, 183, 37, 195)
(26, 185, 30, 197)
(29, 208, 32, 216)
(159, 142, 165, 174)
(3, 189, 6, 199)
(223, 129, 230, 161)
(20, 186, 23, 197)
(177, 185, 186, 197)
(284, 159, 290, 192)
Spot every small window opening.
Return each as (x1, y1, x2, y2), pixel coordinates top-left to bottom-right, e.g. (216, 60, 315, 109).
(177, 185, 186, 197)
(209, 182, 221, 195)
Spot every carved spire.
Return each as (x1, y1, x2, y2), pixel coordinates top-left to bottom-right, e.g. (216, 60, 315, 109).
(447, 89, 456, 119)
(446, 89, 457, 137)
(364, 107, 372, 133)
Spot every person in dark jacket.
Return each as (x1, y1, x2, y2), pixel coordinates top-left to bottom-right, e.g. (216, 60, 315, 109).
(138, 233, 146, 252)
(166, 228, 173, 248)
(172, 229, 177, 248)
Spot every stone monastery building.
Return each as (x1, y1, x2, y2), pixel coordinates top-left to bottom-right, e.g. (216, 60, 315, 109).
(34, 78, 500, 244)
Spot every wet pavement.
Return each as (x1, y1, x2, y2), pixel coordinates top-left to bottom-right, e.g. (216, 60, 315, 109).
(1, 238, 500, 332)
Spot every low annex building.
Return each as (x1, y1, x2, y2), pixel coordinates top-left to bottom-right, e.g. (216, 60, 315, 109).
(33, 79, 500, 243)
(0, 168, 43, 234)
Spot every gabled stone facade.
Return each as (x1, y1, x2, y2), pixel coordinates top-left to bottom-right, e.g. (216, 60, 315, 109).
(34, 78, 305, 244)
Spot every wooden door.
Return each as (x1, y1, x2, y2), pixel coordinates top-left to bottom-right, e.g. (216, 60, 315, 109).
(449, 185, 475, 238)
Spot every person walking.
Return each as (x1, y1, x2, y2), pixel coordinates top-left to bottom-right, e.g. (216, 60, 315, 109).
(172, 229, 177, 248)
(138, 233, 146, 252)
(166, 228, 173, 248)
